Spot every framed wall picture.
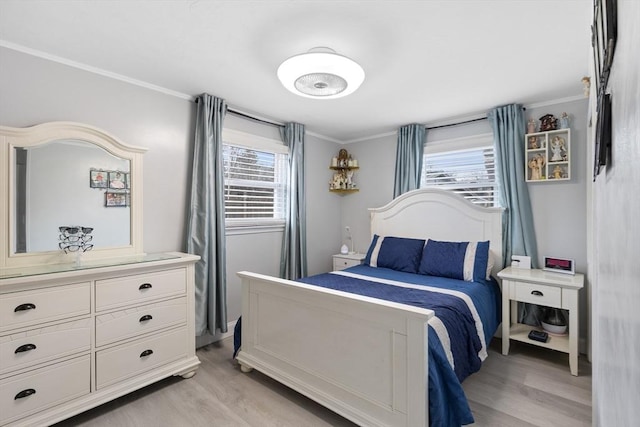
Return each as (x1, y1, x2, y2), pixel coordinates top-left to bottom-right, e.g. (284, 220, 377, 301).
(105, 191, 127, 207)
(593, 93, 612, 178)
(89, 169, 108, 188)
(591, 0, 617, 180)
(108, 171, 127, 189)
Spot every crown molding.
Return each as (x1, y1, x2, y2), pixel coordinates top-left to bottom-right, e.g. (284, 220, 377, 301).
(2, 40, 586, 145)
(0, 40, 195, 101)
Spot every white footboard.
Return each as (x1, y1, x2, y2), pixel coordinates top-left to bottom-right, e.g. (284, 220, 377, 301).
(236, 272, 434, 427)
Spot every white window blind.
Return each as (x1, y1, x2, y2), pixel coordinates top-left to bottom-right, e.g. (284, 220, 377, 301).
(420, 134, 498, 207)
(222, 143, 288, 224)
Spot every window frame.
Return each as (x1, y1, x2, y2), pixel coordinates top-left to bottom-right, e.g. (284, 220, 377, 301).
(421, 133, 499, 207)
(222, 129, 288, 234)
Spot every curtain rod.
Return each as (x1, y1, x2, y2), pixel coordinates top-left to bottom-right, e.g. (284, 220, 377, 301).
(426, 116, 487, 130)
(194, 97, 285, 128)
(227, 108, 285, 129)
(425, 107, 527, 130)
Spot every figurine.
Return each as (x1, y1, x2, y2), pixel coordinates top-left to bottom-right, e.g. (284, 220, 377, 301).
(559, 112, 570, 129)
(582, 76, 591, 97)
(539, 114, 557, 131)
(528, 136, 538, 149)
(528, 154, 546, 180)
(527, 118, 536, 134)
(550, 136, 566, 161)
(346, 170, 354, 187)
(552, 165, 563, 179)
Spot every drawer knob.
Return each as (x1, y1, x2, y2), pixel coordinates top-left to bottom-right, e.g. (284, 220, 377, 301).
(15, 389, 36, 400)
(15, 344, 37, 354)
(140, 349, 154, 358)
(139, 283, 153, 290)
(531, 290, 544, 296)
(14, 303, 36, 312)
(139, 314, 153, 322)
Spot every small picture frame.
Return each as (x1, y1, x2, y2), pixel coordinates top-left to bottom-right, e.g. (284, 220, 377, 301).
(89, 169, 108, 188)
(543, 256, 575, 275)
(108, 171, 127, 189)
(105, 191, 128, 207)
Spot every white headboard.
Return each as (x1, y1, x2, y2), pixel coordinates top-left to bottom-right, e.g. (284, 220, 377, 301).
(369, 188, 504, 275)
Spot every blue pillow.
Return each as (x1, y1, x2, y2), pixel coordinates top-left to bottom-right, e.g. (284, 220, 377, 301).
(418, 239, 490, 282)
(364, 235, 426, 274)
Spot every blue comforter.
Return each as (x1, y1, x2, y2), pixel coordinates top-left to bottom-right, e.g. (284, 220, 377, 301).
(297, 265, 501, 427)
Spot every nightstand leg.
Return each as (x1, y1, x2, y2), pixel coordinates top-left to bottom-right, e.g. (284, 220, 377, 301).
(502, 291, 510, 355)
(567, 289, 579, 376)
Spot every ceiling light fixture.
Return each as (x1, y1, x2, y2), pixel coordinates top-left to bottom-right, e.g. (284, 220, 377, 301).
(277, 47, 365, 99)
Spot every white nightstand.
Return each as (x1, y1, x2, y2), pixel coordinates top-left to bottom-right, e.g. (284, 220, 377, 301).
(332, 253, 365, 271)
(497, 266, 584, 376)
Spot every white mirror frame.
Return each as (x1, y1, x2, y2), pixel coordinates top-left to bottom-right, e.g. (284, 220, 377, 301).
(0, 122, 147, 268)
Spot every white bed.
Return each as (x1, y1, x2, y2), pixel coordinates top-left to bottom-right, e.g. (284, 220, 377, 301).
(236, 188, 503, 427)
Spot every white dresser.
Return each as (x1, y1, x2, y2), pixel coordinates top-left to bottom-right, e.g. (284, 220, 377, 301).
(0, 252, 200, 426)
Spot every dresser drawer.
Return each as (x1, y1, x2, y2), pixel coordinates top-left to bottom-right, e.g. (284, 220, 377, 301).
(95, 268, 186, 312)
(0, 282, 90, 333)
(96, 327, 187, 389)
(0, 355, 90, 425)
(0, 318, 91, 376)
(95, 297, 187, 347)
(513, 281, 562, 307)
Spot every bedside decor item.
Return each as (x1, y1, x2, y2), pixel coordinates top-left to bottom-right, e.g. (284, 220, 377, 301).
(528, 330, 549, 343)
(345, 225, 355, 254)
(340, 244, 349, 255)
(543, 256, 575, 275)
(277, 47, 365, 99)
(541, 307, 567, 335)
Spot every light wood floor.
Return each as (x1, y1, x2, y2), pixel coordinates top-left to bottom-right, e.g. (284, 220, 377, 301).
(54, 338, 591, 427)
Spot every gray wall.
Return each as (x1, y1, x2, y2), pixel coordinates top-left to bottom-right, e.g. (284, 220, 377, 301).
(0, 47, 341, 333)
(591, 2, 640, 424)
(0, 45, 591, 351)
(341, 99, 590, 346)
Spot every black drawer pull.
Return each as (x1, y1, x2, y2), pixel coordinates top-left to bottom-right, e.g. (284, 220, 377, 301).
(531, 290, 544, 296)
(15, 344, 37, 354)
(139, 314, 153, 322)
(14, 303, 36, 312)
(139, 283, 152, 290)
(140, 349, 154, 358)
(15, 389, 36, 400)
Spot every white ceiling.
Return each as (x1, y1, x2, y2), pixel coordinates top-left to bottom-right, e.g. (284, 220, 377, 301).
(0, 0, 591, 142)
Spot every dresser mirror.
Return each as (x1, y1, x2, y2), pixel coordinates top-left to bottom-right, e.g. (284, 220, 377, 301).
(0, 122, 146, 268)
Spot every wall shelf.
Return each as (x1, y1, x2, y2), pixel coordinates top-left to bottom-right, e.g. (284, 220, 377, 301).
(329, 148, 359, 193)
(525, 128, 571, 182)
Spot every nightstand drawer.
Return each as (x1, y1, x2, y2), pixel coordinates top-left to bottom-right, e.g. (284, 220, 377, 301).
(333, 258, 361, 270)
(513, 282, 561, 307)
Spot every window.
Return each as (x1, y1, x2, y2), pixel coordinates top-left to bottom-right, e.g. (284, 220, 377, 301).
(222, 130, 288, 227)
(420, 134, 498, 207)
